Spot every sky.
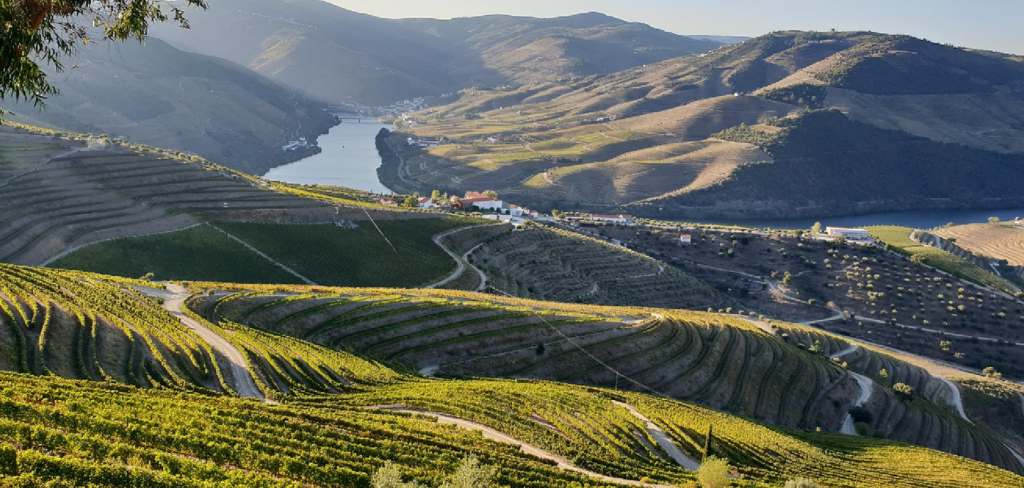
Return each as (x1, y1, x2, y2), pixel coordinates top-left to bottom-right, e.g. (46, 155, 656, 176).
(327, 0, 1024, 55)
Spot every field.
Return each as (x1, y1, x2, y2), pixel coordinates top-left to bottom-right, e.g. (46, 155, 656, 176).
(933, 223, 1024, 281)
(214, 218, 476, 287)
(1, 263, 1024, 485)
(867, 226, 1019, 294)
(50, 224, 304, 285)
(53, 218, 480, 288)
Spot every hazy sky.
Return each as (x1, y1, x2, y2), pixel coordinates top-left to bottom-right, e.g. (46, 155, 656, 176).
(327, 0, 1024, 55)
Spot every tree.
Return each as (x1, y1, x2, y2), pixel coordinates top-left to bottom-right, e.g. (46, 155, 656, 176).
(431, 190, 441, 200)
(782, 271, 793, 286)
(402, 195, 419, 207)
(811, 222, 822, 234)
(1, 0, 207, 113)
(989, 216, 1001, 224)
(983, 367, 1003, 380)
(440, 456, 495, 488)
(371, 462, 426, 488)
(482, 190, 498, 198)
(893, 382, 914, 398)
(696, 456, 732, 488)
(703, 425, 714, 461)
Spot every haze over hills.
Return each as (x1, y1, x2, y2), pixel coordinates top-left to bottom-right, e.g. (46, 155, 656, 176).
(153, 0, 723, 106)
(391, 30, 1024, 218)
(5, 38, 336, 176)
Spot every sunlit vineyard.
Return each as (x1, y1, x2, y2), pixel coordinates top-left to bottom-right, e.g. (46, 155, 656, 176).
(193, 281, 1023, 472)
(0, 264, 1023, 485)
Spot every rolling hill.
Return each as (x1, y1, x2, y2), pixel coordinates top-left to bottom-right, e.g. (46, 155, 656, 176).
(394, 31, 1024, 218)
(4, 37, 336, 176)
(0, 262, 1022, 486)
(152, 0, 722, 106)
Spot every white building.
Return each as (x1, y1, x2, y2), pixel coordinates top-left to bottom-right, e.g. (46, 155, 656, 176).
(679, 234, 693, 244)
(826, 227, 871, 241)
(416, 197, 434, 209)
(590, 214, 635, 224)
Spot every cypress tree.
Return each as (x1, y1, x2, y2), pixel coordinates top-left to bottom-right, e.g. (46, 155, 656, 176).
(703, 425, 714, 461)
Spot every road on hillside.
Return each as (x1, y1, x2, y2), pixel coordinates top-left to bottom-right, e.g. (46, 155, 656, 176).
(426, 225, 489, 291)
(146, 283, 267, 401)
(373, 406, 687, 487)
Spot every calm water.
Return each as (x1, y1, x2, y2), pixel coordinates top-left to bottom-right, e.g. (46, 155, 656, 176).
(263, 115, 395, 195)
(678, 208, 1024, 230)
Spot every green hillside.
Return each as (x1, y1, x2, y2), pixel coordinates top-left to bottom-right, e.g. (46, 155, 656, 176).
(0, 263, 1022, 486)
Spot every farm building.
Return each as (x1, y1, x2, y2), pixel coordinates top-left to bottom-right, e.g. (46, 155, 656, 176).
(590, 214, 635, 224)
(826, 227, 870, 240)
(379, 199, 398, 207)
(457, 192, 503, 211)
(680, 234, 693, 244)
(416, 197, 434, 209)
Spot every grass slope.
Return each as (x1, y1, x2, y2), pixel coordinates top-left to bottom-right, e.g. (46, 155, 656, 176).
(51, 224, 302, 285)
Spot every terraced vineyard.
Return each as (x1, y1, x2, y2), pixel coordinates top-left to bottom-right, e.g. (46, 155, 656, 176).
(1, 263, 1023, 485)
(197, 283, 1023, 472)
(0, 129, 323, 266)
(471, 223, 726, 309)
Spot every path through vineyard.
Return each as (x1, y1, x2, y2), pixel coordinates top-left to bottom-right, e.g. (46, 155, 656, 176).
(153, 283, 267, 400)
(377, 406, 685, 487)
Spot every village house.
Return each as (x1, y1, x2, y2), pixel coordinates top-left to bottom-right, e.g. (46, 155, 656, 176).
(457, 192, 503, 211)
(379, 199, 398, 207)
(679, 234, 693, 244)
(416, 197, 434, 209)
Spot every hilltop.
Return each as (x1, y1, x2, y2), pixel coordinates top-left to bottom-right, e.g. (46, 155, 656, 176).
(391, 31, 1024, 218)
(152, 0, 722, 106)
(5, 38, 336, 176)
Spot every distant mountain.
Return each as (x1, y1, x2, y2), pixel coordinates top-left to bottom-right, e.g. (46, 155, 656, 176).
(392, 31, 1024, 219)
(6, 38, 336, 175)
(152, 0, 722, 106)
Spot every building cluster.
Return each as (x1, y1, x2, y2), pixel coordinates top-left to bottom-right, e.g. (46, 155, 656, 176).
(281, 137, 312, 152)
(407, 137, 441, 148)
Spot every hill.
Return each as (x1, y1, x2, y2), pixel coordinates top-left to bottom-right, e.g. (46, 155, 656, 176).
(393, 31, 1024, 218)
(152, 0, 721, 106)
(0, 123, 458, 276)
(4, 38, 336, 176)
(1, 263, 1023, 486)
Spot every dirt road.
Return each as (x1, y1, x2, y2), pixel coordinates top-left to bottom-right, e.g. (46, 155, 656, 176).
(375, 406, 684, 487)
(146, 283, 266, 401)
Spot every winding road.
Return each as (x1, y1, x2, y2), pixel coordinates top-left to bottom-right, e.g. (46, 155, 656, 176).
(145, 283, 266, 401)
(613, 401, 701, 470)
(374, 406, 689, 487)
(425, 225, 489, 291)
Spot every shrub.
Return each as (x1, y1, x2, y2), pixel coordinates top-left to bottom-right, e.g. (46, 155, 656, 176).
(894, 382, 914, 398)
(371, 462, 426, 488)
(849, 406, 873, 424)
(697, 456, 732, 488)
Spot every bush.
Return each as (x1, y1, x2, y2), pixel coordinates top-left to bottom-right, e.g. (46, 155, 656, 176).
(697, 456, 732, 488)
(441, 456, 496, 488)
(849, 406, 873, 424)
(785, 479, 821, 488)
(893, 382, 914, 398)
(371, 462, 425, 488)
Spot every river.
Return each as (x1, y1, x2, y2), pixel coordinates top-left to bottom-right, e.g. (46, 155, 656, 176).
(263, 115, 395, 195)
(266, 118, 1023, 228)
(676, 208, 1024, 230)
